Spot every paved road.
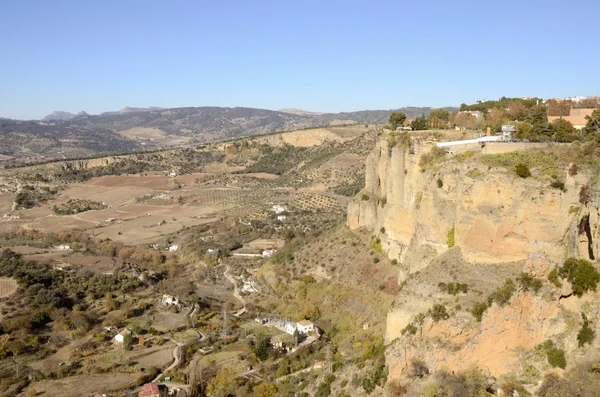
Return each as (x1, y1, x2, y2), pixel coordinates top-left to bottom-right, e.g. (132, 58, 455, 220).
(153, 339, 184, 382)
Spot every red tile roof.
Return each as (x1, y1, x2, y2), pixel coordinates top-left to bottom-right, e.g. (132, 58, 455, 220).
(139, 382, 160, 397)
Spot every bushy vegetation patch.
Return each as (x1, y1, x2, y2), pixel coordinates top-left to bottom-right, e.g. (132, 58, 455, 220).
(52, 199, 107, 215)
(438, 282, 468, 295)
(482, 151, 559, 178)
(557, 258, 600, 297)
(517, 273, 542, 293)
(15, 185, 58, 209)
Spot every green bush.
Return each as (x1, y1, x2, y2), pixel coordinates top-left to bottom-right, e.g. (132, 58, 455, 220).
(488, 279, 516, 307)
(517, 273, 543, 293)
(438, 282, 468, 295)
(361, 193, 370, 201)
(558, 258, 600, 297)
(429, 304, 450, 322)
(437, 178, 443, 188)
(577, 313, 595, 347)
(539, 340, 567, 369)
(550, 180, 567, 192)
(447, 227, 455, 248)
(470, 301, 488, 322)
(515, 163, 531, 178)
(548, 268, 561, 287)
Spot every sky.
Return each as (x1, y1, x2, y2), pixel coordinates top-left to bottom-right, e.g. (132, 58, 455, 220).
(1, 0, 599, 119)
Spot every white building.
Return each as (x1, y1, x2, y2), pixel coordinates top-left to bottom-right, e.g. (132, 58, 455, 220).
(114, 329, 131, 343)
(162, 294, 179, 305)
(286, 322, 297, 335)
(55, 244, 71, 250)
(169, 245, 179, 252)
(297, 320, 315, 334)
(286, 319, 314, 335)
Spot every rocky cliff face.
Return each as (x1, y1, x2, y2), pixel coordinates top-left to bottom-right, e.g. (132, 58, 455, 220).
(347, 136, 600, 382)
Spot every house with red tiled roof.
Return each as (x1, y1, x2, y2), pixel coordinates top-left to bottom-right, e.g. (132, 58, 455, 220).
(139, 382, 161, 397)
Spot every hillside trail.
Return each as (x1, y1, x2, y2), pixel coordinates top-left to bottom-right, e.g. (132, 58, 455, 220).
(7, 179, 22, 215)
(223, 264, 247, 316)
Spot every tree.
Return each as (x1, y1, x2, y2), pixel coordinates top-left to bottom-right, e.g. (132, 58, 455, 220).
(411, 115, 428, 130)
(429, 108, 450, 129)
(486, 108, 506, 132)
(515, 121, 532, 140)
(528, 104, 552, 141)
(389, 112, 407, 131)
(251, 383, 278, 397)
(506, 101, 529, 120)
(551, 118, 578, 142)
(206, 367, 237, 397)
(584, 109, 600, 140)
(546, 99, 572, 116)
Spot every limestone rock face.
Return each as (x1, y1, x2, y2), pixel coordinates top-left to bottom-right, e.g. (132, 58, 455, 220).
(348, 138, 600, 266)
(348, 136, 600, 380)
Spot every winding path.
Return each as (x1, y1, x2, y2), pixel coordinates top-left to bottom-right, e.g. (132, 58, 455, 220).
(223, 265, 247, 316)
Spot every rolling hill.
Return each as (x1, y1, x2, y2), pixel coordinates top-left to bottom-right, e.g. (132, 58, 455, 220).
(1, 105, 456, 161)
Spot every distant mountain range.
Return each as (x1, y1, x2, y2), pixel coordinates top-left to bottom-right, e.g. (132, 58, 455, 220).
(41, 107, 164, 121)
(1, 105, 457, 161)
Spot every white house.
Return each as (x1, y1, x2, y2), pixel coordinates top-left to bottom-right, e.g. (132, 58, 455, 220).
(55, 244, 71, 250)
(297, 320, 315, 334)
(286, 322, 297, 335)
(162, 294, 179, 305)
(277, 215, 287, 221)
(169, 245, 179, 252)
(114, 329, 131, 343)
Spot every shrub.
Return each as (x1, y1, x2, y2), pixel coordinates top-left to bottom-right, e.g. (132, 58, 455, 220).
(447, 227, 455, 248)
(380, 197, 387, 207)
(558, 258, 600, 297)
(577, 313, 595, 347)
(548, 268, 561, 287)
(546, 342, 567, 369)
(515, 163, 531, 178)
(391, 259, 398, 265)
(402, 323, 417, 336)
(550, 180, 567, 192)
(438, 282, 468, 295)
(429, 304, 450, 322)
(470, 301, 488, 322)
(437, 178, 443, 188)
(487, 280, 516, 307)
(361, 193, 370, 201)
(380, 227, 386, 234)
(517, 273, 543, 293)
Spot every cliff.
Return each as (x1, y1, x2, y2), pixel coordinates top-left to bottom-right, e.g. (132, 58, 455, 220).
(347, 135, 600, 385)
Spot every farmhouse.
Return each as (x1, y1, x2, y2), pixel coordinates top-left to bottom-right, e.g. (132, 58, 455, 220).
(168, 245, 178, 252)
(55, 244, 71, 250)
(286, 319, 314, 335)
(114, 329, 132, 343)
(297, 320, 315, 334)
(138, 382, 161, 397)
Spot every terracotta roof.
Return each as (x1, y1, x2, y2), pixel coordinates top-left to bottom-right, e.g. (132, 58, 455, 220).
(139, 382, 160, 397)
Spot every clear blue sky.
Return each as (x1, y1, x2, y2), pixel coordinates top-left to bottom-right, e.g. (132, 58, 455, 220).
(1, 0, 599, 119)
